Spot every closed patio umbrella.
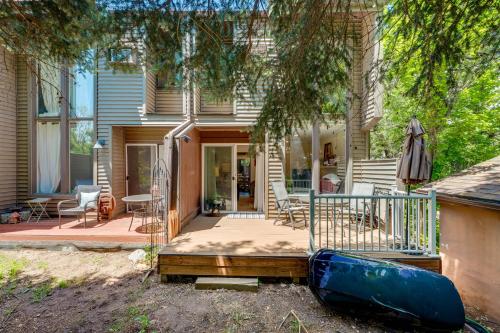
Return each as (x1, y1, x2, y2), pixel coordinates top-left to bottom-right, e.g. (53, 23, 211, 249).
(396, 117, 431, 186)
(396, 116, 431, 249)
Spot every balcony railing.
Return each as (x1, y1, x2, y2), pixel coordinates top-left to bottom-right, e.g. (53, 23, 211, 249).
(307, 189, 437, 255)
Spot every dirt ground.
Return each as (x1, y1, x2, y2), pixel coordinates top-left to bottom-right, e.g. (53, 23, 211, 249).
(0, 249, 496, 333)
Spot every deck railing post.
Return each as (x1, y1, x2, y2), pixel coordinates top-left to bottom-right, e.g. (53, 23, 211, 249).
(308, 189, 316, 254)
(429, 189, 437, 256)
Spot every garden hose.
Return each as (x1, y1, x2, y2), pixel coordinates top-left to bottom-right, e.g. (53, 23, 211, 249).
(464, 317, 491, 333)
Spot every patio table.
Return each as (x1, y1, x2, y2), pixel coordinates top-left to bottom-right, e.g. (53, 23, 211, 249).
(26, 198, 51, 223)
(122, 194, 153, 231)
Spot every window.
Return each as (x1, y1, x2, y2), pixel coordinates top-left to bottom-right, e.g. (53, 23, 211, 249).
(34, 58, 95, 194)
(36, 62, 62, 193)
(284, 122, 346, 194)
(109, 48, 134, 63)
(156, 51, 183, 89)
(69, 65, 95, 190)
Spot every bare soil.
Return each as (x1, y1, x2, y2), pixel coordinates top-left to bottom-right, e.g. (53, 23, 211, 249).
(0, 249, 496, 333)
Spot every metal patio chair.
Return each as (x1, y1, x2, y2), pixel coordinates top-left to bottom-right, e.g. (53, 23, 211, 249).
(333, 182, 376, 233)
(271, 180, 308, 230)
(58, 185, 102, 228)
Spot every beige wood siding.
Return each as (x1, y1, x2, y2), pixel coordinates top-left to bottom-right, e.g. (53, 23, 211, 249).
(361, 12, 383, 130)
(157, 88, 183, 114)
(352, 159, 398, 192)
(111, 126, 126, 215)
(124, 126, 172, 144)
(145, 71, 156, 113)
(0, 48, 17, 210)
(96, 57, 183, 194)
(16, 56, 30, 203)
(200, 93, 234, 114)
(265, 141, 284, 219)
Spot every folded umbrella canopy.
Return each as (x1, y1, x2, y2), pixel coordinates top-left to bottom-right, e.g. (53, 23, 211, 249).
(396, 117, 431, 185)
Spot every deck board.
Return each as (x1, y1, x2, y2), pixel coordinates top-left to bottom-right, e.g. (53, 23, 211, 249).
(158, 215, 441, 279)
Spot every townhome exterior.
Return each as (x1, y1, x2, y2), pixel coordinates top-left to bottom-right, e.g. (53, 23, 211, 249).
(0, 11, 386, 228)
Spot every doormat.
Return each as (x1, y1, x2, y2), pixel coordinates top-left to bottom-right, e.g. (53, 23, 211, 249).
(227, 212, 265, 219)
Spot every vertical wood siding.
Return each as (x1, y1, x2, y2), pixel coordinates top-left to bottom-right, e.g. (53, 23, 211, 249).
(111, 126, 126, 215)
(178, 128, 201, 224)
(0, 48, 17, 210)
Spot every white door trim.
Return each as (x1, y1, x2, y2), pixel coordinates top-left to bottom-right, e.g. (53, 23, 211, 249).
(201, 143, 237, 213)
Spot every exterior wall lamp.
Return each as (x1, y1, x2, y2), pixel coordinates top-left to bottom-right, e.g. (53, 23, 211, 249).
(93, 139, 105, 150)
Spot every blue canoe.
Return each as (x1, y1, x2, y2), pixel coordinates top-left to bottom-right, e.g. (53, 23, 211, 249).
(309, 250, 465, 331)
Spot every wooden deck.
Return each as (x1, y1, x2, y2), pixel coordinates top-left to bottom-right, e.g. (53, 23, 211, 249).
(158, 215, 441, 280)
(0, 214, 150, 247)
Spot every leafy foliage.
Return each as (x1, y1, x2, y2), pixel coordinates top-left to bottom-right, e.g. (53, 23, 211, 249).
(1, 0, 498, 176)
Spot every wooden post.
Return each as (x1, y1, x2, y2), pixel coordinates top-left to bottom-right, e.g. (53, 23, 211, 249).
(429, 189, 437, 256)
(311, 121, 320, 194)
(309, 189, 316, 254)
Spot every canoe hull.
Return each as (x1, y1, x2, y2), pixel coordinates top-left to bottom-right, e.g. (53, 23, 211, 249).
(309, 250, 465, 330)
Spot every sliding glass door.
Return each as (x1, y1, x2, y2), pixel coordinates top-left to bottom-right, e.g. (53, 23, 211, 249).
(203, 146, 234, 212)
(126, 144, 157, 196)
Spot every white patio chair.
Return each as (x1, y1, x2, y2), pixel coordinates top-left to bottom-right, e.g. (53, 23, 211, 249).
(271, 181, 308, 230)
(58, 185, 102, 229)
(333, 182, 375, 233)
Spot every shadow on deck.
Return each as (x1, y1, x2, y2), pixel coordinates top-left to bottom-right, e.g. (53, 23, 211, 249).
(158, 215, 441, 280)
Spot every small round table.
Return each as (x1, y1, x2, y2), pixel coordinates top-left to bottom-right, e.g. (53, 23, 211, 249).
(122, 194, 153, 231)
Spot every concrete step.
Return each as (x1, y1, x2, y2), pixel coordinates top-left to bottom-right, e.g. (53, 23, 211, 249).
(195, 277, 259, 292)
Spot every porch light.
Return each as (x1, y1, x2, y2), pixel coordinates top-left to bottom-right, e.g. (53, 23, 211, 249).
(93, 139, 105, 150)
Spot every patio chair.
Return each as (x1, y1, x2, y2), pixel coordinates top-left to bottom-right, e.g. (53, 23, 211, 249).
(334, 182, 375, 232)
(57, 185, 103, 229)
(271, 181, 307, 230)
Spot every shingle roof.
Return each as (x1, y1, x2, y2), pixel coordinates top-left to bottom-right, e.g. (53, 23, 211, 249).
(419, 156, 500, 209)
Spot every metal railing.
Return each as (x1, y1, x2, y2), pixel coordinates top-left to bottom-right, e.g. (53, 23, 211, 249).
(287, 179, 312, 193)
(308, 189, 437, 255)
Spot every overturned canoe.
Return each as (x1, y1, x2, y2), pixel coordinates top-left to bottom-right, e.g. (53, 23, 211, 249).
(309, 250, 465, 331)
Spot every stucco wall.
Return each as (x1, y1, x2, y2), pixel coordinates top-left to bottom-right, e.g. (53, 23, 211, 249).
(440, 201, 500, 321)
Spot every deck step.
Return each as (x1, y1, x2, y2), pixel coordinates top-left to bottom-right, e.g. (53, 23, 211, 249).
(195, 277, 259, 292)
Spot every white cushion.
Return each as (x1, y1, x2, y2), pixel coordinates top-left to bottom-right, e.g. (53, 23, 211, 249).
(80, 191, 100, 208)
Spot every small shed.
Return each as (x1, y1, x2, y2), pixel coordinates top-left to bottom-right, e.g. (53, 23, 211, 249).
(420, 156, 500, 321)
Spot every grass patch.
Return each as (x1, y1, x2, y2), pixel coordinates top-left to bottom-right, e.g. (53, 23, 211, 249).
(0, 254, 29, 283)
(109, 306, 156, 333)
(57, 279, 70, 289)
(36, 261, 49, 270)
(32, 284, 52, 303)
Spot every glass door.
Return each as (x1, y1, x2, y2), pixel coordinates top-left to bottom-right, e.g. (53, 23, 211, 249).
(203, 146, 234, 212)
(126, 144, 158, 196)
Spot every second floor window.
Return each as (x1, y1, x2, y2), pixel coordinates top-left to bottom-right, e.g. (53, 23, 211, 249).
(156, 51, 183, 90)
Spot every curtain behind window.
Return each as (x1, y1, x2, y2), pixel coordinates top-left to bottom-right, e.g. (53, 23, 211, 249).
(37, 63, 61, 117)
(37, 122, 61, 193)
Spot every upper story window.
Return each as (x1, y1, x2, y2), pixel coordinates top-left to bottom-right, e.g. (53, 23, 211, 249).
(108, 48, 135, 64)
(35, 55, 95, 194)
(156, 51, 183, 90)
(37, 62, 61, 118)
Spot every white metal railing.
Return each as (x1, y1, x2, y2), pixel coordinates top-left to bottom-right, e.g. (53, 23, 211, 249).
(308, 189, 437, 255)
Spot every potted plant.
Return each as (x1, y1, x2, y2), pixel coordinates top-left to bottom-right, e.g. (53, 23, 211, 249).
(205, 193, 223, 217)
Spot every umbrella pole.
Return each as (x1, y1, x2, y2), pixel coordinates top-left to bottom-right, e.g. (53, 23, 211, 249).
(406, 184, 411, 249)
